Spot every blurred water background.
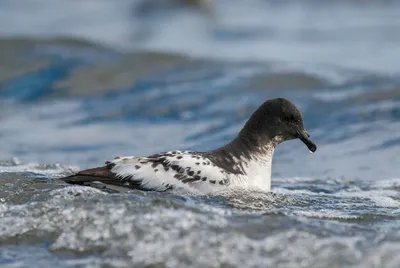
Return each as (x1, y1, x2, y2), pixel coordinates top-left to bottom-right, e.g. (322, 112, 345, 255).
(0, 0, 400, 267)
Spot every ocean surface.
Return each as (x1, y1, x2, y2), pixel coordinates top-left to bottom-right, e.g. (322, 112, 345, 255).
(1, 0, 400, 267)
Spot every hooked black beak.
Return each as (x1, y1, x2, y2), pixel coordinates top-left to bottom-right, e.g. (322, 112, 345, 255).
(297, 129, 317, 152)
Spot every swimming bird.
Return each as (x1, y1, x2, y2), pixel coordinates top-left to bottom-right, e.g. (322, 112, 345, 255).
(61, 98, 316, 193)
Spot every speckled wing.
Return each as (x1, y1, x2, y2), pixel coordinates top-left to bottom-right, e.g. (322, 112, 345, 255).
(61, 151, 229, 192)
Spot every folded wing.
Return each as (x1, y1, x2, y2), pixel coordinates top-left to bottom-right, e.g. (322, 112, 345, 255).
(60, 151, 229, 192)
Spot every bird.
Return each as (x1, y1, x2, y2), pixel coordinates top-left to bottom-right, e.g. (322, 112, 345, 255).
(61, 98, 317, 194)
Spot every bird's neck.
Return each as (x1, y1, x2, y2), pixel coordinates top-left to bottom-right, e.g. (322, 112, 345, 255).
(210, 135, 283, 191)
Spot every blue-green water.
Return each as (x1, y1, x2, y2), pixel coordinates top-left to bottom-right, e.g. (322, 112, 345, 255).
(0, 1, 400, 267)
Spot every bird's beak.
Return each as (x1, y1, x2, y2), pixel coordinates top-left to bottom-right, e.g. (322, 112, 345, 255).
(297, 129, 317, 152)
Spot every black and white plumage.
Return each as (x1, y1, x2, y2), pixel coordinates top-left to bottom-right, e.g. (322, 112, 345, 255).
(61, 98, 317, 193)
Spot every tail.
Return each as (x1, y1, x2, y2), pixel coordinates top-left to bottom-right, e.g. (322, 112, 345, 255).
(60, 166, 146, 193)
(61, 166, 115, 184)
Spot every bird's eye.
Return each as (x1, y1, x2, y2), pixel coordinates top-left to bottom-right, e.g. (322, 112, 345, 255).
(285, 115, 296, 122)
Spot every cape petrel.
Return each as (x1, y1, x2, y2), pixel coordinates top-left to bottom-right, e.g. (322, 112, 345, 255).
(61, 98, 317, 193)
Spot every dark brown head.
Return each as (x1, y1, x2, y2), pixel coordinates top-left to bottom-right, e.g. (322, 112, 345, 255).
(239, 98, 317, 152)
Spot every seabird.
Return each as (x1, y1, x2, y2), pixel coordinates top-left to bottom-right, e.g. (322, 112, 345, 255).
(61, 98, 317, 193)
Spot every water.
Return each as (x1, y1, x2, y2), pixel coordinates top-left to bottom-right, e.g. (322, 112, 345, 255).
(1, 0, 400, 267)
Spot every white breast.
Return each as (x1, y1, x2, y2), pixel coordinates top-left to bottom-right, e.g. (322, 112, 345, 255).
(227, 151, 274, 192)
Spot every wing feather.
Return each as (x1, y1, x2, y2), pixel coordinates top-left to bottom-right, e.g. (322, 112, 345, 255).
(61, 151, 230, 193)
